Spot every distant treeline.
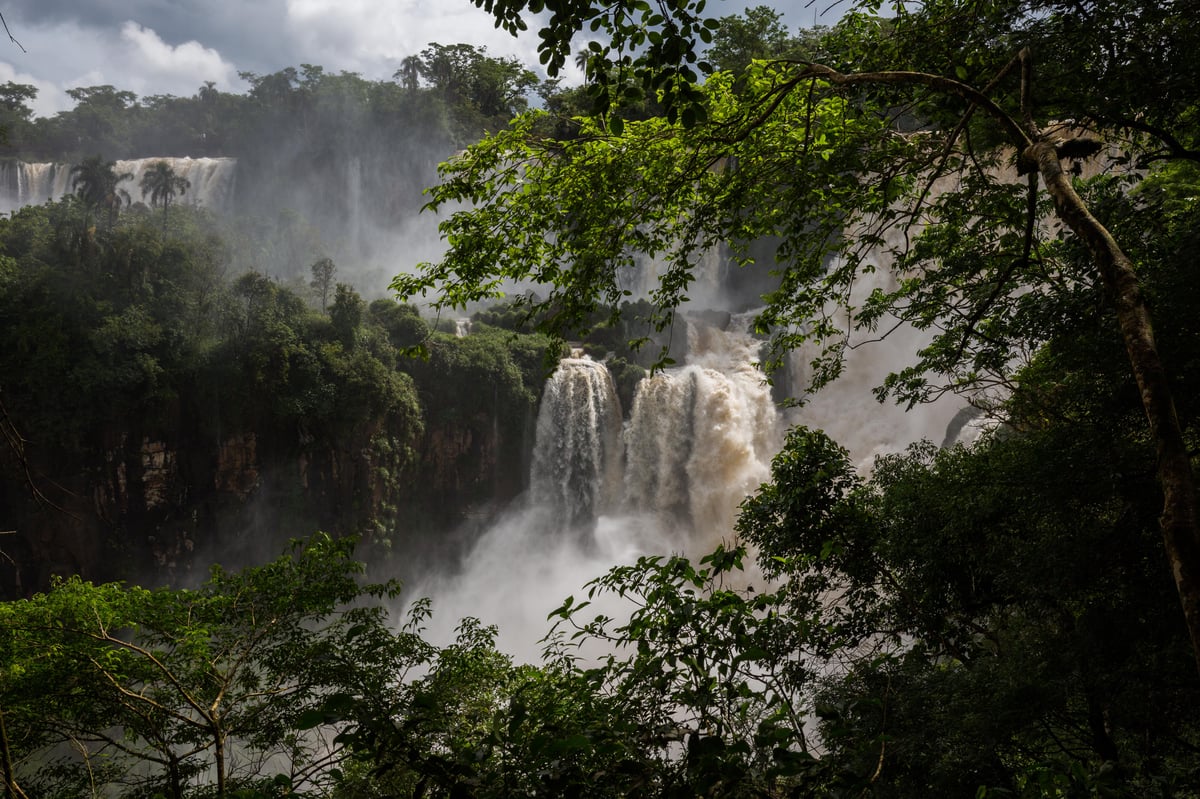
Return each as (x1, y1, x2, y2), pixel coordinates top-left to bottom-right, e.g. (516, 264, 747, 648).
(0, 44, 551, 162)
(0, 46, 566, 268)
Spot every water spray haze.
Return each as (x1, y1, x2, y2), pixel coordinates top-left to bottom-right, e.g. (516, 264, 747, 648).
(414, 318, 785, 659)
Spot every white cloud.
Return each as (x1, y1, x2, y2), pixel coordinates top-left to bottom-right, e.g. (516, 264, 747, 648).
(0, 60, 70, 117)
(0, 1, 609, 120)
(118, 22, 239, 94)
(283, 0, 548, 77)
(0, 19, 243, 117)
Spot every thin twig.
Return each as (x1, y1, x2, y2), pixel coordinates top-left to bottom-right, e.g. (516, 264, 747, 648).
(0, 13, 24, 54)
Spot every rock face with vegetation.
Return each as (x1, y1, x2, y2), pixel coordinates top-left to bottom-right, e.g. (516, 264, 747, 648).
(0, 196, 555, 594)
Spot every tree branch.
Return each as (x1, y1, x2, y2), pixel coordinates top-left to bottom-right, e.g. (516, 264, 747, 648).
(0, 13, 24, 54)
(797, 63, 1032, 151)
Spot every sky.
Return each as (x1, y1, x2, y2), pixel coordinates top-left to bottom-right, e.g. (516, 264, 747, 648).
(0, 0, 833, 118)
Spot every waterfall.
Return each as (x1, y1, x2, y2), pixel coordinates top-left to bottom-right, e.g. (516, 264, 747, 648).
(0, 157, 237, 214)
(623, 371, 697, 522)
(415, 314, 783, 658)
(527, 317, 777, 538)
(625, 313, 777, 538)
(530, 358, 624, 529)
(0, 161, 73, 212)
(346, 155, 364, 254)
(414, 261, 977, 661)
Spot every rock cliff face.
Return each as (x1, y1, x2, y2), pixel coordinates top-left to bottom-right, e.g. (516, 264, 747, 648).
(0, 401, 532, 597)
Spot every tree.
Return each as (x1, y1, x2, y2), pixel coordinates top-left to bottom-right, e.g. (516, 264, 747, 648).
(369, 298, 430, 349)
(310, 255, 336, 311)
(459, 0, 714, 126)
(0, 83, 34, 121)
(139, 160, 191, 229)
(60, 85, 138, 158)
(0, 535, 418, 799)
(397, 0, 1200, 672)
(69, 154, 133, 228)
(405, 42, 540, 140)
(0, 82, 36, 155)
(543, 545, 828, 796)
(330, 282, 364, 348)
(733, 311, 1200, 791)
(705, 5, 818, 76)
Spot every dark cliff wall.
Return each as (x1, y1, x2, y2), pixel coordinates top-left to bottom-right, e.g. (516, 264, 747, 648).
(0, 382, 537, 597)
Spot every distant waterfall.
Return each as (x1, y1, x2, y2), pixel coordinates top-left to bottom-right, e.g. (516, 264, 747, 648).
(0, 162, 72, 210)
(530, 358, 624, 528)
(0, 157, 237, 214)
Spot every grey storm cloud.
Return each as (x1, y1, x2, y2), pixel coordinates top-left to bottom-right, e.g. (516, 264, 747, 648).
(4, 0, 294, 74)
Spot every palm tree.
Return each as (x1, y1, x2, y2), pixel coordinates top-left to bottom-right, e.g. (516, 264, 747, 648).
(70, 155, 133, 228)
(139, 160, 191, 229)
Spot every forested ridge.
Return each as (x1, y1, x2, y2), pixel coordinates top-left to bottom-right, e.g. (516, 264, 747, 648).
(0, 193, 573, 591)
(3, 0, 1200, 797)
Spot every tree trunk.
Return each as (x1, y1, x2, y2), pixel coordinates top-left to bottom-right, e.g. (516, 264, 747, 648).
(214, 725, 226, 799)
(0, 707, 30, 799)
(1029, 140, 1200, 675)
(168, 754, 184, 799)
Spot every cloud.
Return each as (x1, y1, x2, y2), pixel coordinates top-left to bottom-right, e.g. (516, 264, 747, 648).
(283, 0, 548, 77)
(118, 22, 239, 93)
(0, 61, 69, 118)
(0, 18, 243, 116)
(0, 0, 832, 120)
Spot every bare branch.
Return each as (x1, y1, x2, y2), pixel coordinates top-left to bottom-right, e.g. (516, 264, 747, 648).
(0, 12, 24, 53)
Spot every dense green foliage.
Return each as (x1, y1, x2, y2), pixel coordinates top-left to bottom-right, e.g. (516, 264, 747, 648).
(0, 196, 556, 592)
(0, 535, 424, 798)
(4, 1, 1200, 796)
(724, 185, 1200, 788)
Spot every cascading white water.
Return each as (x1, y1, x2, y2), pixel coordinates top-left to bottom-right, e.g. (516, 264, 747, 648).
(530, 358, 624, 529)
(0, 161, 72, 211)
(416, 315, 783, 657)
(0, 157, 237, 214)
(625, 312, 778, 539)
(622, 371, 697, 523)
(346, 155, 364, 253)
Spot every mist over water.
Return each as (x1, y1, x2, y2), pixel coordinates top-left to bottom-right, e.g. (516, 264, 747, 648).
(415, 275, 971, 661)
(415, 315, 775, 659)
(0, 154, 450, 299)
